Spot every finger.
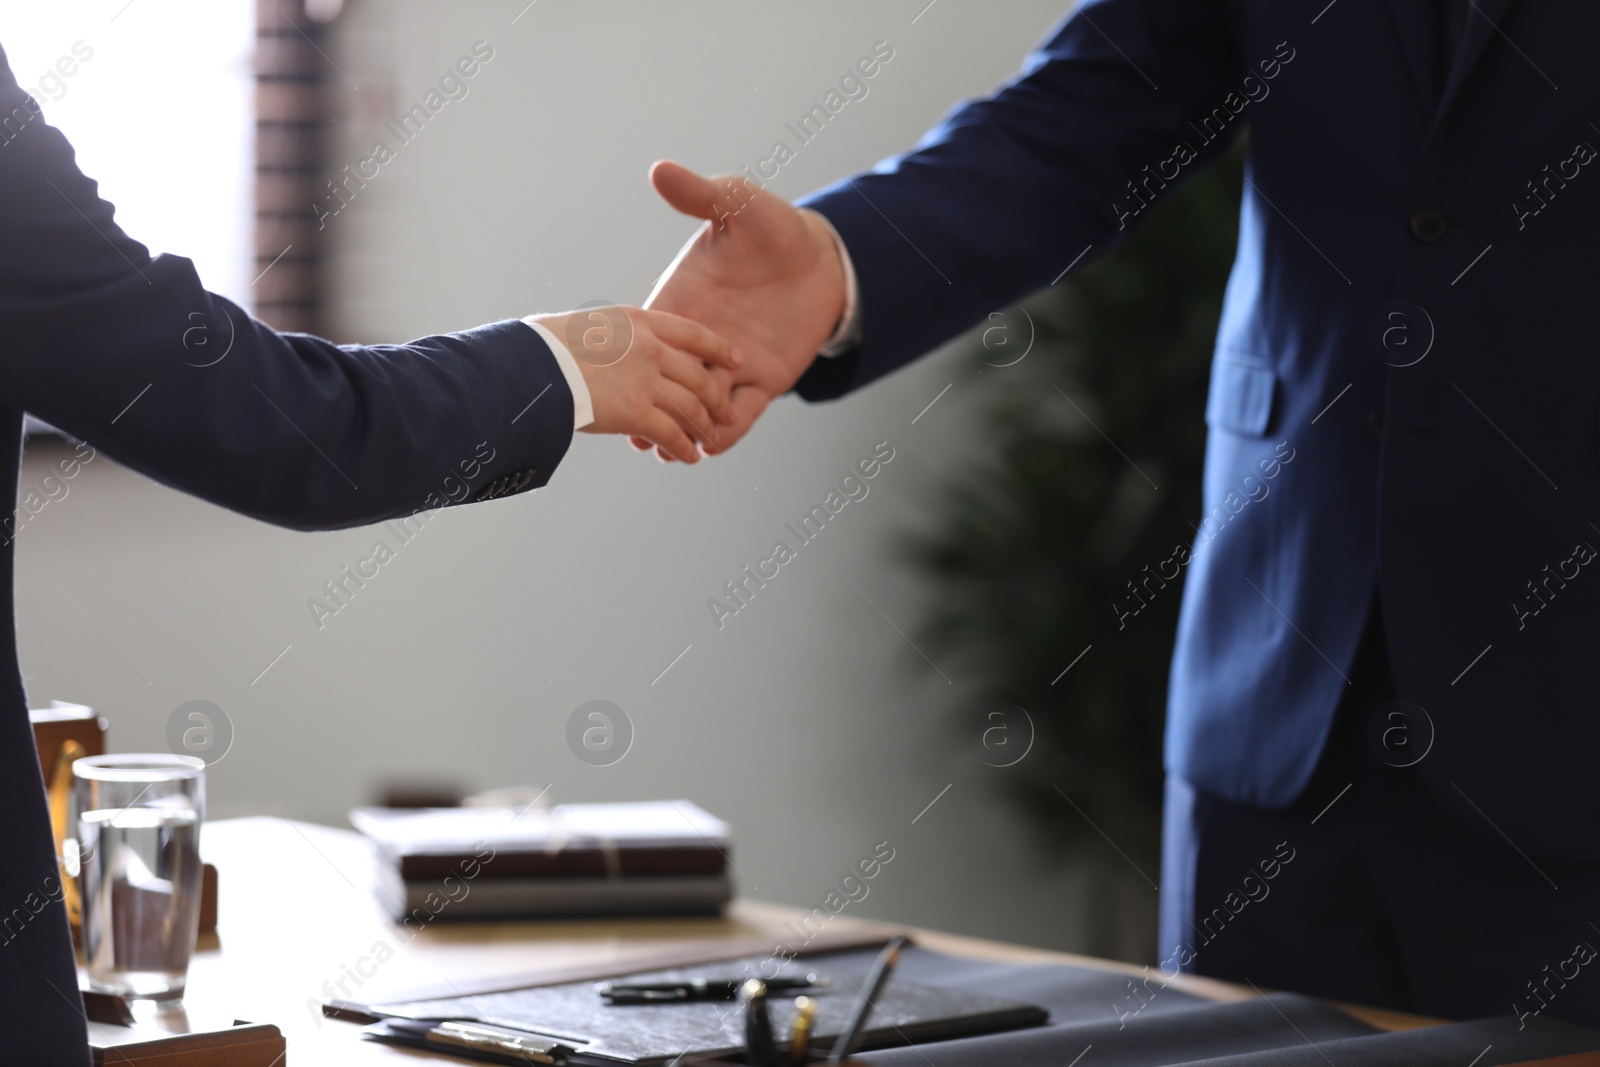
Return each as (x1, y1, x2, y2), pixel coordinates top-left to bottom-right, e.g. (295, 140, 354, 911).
(702, 385, 769, 455)
(659, 345, 729, 422)
(654, 380, 717, 445)
(706, 365, 749, 411)
(640, 407, 700, 464)
(630, 435, 680, 463)
(644, 310, 740, 370)
(650, 160, 756, 225)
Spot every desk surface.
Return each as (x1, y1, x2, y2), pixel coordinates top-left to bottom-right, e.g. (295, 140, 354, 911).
(115, 817, 1429, 1065)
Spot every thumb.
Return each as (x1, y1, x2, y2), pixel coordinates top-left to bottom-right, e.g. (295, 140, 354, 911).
(650, 160, 757, 225)
(649, 160, 722, 222)
(703, 385, 770, 455)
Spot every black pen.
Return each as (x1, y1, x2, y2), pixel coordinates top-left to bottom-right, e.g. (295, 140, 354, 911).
(829, 936, 908, 1062)
(597, 974, 829, 1004)
(741, 979, 777, 1067)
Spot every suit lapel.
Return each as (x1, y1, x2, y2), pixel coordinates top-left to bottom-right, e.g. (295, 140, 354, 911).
(1385, 0, 1447, 116)
(1435, 0, 1519, 120)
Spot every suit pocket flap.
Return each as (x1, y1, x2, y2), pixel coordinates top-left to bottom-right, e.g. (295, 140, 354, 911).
(1205, 357, 1275, 437)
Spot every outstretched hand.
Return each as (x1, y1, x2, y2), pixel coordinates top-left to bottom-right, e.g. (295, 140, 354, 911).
(638, 160, 848, 459)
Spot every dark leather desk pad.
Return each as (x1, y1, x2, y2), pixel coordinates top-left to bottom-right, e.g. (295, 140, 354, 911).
(359, 944, 1600, 1066)
(365, 947, 1046, 1063)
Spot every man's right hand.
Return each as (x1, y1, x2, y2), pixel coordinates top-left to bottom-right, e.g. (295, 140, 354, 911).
(640, 161, 849, 458)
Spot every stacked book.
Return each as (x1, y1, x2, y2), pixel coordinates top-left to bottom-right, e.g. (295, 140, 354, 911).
(350, 800, 733, 922)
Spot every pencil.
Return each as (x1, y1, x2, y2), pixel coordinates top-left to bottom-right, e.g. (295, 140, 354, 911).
(829, 936, 907, 1061)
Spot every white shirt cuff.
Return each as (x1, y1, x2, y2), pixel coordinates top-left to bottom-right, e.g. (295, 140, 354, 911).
(522, 317, 594, 431)
(804, 208, 862, 358)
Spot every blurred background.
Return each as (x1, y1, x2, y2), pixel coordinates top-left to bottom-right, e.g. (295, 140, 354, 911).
(0, 0, 1240, 963)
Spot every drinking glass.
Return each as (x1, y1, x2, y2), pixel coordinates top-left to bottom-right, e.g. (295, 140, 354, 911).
(68, 754, 205, 1002)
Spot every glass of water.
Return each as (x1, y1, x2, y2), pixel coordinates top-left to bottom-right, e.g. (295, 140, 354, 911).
(68, 754, 205, 1002)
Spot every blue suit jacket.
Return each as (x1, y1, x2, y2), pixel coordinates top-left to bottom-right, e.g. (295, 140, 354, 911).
(801, 0, 1597, 863)
(0, 45, 573, 1064)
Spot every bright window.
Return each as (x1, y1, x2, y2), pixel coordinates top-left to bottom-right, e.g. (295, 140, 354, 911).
(0, 0, 256, 305)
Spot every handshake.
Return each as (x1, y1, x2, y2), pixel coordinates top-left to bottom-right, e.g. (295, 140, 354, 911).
(529, 162, 850, 464)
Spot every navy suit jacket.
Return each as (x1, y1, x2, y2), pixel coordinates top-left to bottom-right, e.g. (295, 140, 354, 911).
(801, 1, 1598, 864)
(0, 45, 573, 1064)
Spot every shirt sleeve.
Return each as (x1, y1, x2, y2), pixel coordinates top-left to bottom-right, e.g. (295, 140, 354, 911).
(523, 317, 595, 429)
(806, 209, 863, 359)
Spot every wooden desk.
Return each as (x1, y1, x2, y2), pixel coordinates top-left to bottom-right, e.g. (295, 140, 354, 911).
(144, 818, 1430, 1065)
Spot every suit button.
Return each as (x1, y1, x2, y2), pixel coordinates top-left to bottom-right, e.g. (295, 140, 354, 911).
(1410, 206, 1448, 243)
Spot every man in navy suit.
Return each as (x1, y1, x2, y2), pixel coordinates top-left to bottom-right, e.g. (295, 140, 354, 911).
(649, 0, 1600, 1026)
(0, 41, 741, 1064)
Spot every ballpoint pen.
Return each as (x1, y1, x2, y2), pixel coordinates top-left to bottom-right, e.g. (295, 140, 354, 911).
(829, 936, 907, 1062)
(597, 974, 829, 1004)
(363, 1018, 575, 1065)
(787, 995, 819, 1066)
(741, 979, 777, 1067)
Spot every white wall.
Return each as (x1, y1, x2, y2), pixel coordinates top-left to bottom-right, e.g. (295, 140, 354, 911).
(12, 0, 1157, 960)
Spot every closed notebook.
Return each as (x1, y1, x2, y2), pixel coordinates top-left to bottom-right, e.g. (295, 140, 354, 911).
(351, 801, 729, 880)
(374, 865, 732, 921)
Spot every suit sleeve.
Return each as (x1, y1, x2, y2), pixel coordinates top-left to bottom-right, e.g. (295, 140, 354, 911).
(795, 0, 1241, 400)
(0, 47, 573, 533)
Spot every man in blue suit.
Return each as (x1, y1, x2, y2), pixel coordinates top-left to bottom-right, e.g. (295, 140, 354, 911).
(648, 0, 1600, 1026)
(0, 42, 740, 1064)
